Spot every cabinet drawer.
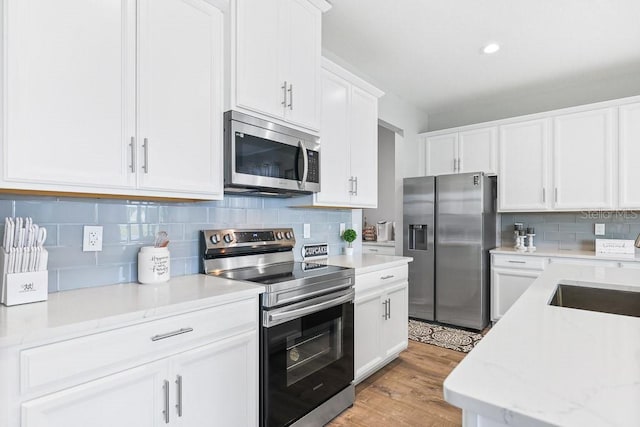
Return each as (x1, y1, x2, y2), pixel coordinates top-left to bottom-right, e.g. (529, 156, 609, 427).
(20, 298, 256, 395)
(492, 255, 546, 270)
(548, 257, 619, 268)
(356, 265, 408, 294)
(362, 245, 395, 255)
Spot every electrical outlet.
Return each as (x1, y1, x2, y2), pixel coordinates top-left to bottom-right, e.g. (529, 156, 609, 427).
(595, 223, 605, 236)
(83, 225, 103, 252)
(339, 223, 346, 236)
(303, 223, 311, 239)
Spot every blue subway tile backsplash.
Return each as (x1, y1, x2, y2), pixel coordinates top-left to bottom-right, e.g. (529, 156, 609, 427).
(1, 195, 352, 292)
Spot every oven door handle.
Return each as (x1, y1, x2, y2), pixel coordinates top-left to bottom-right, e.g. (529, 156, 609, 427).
(298, 140, 308, 189)
(265, 290, 354, 327)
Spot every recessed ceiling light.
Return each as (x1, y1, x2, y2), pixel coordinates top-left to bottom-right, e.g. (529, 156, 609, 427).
(482, 43, 500, 54)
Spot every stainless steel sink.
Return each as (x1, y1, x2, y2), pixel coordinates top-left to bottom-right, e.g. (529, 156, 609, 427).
(549, 282, 640, 318)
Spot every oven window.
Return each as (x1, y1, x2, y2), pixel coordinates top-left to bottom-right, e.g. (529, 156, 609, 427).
(235, 132, 301, 180)
(285, 318, 342, 386)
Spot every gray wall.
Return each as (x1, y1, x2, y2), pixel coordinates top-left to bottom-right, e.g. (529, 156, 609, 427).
(0, 195, 352, 292)
(499, 211, 640, 251)
(363, 125, 396, 229)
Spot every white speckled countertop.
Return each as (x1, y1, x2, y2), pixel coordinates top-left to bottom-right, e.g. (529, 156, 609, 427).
(0, 275, 263, 348)
(444, 263, 640, 426)
(324, 254, 412, 274)
(491, 247, 640, 262)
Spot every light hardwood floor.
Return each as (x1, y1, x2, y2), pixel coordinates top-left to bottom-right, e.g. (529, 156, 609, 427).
(329, 341, 466, 427)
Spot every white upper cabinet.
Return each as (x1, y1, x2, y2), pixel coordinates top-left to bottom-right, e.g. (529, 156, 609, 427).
(313, 58, 383, 208)
(137, 0, 223, 197)
(552, 108, 614, 210)
(498, 119, 550, 211)
(458, 127, 497, 174)
(423, 127, 497, 176)
(618, 102, 640, 209)
(232, 0, 327, 133)
(2, 0, 224, 200)
(4, 0, 136, 190)
(425, 134, 457, 175)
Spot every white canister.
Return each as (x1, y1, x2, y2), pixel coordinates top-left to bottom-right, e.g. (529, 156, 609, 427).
(138, 246, 170, 284)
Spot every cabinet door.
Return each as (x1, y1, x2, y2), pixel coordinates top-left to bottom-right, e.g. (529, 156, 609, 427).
(4, 0, 135, 190)
(349, 87, 379, 208)
(458, 127, 497, 174)
(491, 268, 540, 321)
(172, 331, 258, 427)
(354, 292, 383, 383)
(553, 108, 614, 210)
(618, 103, 640, 209)
(137, 0, 223, 198)
(234, 0, 283, 120)
(381, 283, 408, 359)
(21, 361, 165, 427)
(315, 69, 351, 205)
(498, 119, 550, 211)
(282, 0, 321, 131)
(425, 134, 457, 175)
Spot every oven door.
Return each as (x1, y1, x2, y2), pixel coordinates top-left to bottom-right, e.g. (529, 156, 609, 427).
(261, 289, 354, 427)
(226, 118, 320, 193)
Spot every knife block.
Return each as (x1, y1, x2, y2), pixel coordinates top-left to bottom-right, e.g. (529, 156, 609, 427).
(0, 249, 48, 306)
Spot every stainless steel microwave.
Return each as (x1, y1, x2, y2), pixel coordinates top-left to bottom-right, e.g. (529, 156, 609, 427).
(224, 111, 320, 196)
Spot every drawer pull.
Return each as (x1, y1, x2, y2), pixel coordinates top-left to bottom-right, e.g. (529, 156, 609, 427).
(369, 248, 378, 252)
(381, 275, 395, 280)
(508, 260, 526, 264)
(151, 327, 194, 342)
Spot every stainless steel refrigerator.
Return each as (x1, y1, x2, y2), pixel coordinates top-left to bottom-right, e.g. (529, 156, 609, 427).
(403, 172, 496, 330)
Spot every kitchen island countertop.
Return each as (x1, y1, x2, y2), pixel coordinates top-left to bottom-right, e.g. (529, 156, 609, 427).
(0, 274, 263, 348)
(444, 263, 640, 426)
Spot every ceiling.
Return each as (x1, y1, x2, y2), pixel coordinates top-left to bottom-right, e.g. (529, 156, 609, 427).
(322, 0, 640, 129)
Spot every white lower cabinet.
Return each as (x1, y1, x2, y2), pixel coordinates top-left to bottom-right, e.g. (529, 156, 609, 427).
(11, 298, 258, 427)
(491, 267, 542, 322)
(354, 264, 408, 384)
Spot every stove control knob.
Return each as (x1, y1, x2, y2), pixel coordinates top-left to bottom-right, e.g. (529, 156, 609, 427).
(285, 231, 293, 240)
(210, 234, 220, 244)
(276, 231, 283, 240)
(223, 233, 233, 243)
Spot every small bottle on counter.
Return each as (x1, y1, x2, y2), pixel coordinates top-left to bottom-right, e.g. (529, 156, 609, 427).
(526, 227, 536, 252)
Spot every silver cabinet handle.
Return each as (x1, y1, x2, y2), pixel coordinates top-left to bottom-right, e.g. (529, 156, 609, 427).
(176, 375, 183, 417)
(298, 140, 308, 189)
(453, 158, 457, 172)
(354, 176, 358, 195)
(555, 188, 558, 203)
(388, 298, 391, 318)
(542, 188, 546, 203)
(163, 380, 170, 424)
(142, 137, 149, 173)
(151, 327, 194, 342)
(381, 275, 395, 280)
(369, 248, 378, 252)
(382, 299, 388, 319)
(348, 177, 355, 195)
(508, 260, 526, 264)
(129, 137, 136, 173)
(287, 83, 293, 110)
(281, 81, 287, 107)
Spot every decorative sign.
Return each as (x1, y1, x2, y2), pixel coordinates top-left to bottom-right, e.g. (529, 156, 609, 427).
(302, 243, 328, 260)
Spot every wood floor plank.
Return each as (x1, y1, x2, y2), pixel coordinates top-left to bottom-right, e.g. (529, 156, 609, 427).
(328, 341, 466, 427)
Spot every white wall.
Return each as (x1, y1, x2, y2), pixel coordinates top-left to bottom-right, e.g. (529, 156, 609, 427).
(427, 66, 640, 130)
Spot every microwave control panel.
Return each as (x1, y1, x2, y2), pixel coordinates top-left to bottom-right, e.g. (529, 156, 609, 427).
(307, 150, 319, 183)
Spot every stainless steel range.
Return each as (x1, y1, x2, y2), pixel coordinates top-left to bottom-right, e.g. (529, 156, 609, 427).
(201, 228, 355, 427)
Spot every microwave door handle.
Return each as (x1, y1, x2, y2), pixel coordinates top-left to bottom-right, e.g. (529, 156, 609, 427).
(298, 140, 308, 188)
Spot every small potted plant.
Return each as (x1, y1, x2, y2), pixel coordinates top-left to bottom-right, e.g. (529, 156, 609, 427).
(342, 228, 357, 256)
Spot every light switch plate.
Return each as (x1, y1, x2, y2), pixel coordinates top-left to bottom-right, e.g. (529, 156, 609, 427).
(303, 223, 311, 239)
(595, 223, 605, 236)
